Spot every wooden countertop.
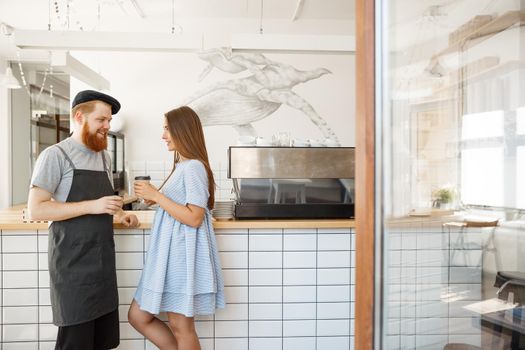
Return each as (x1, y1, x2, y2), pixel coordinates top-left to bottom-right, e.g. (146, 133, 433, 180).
(0, 205, 355, 230)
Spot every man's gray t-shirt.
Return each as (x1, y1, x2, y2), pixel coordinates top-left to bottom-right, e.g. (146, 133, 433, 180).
(30, 137, 113, 202)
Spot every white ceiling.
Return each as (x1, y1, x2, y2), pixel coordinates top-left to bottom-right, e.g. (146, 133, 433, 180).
(0, 0, 518, 66)
(0, 0, 356, 62)
(0, 0, 355, 32)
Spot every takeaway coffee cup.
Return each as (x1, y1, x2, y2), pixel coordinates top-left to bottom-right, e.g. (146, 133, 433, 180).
(134, 176, 151, 201)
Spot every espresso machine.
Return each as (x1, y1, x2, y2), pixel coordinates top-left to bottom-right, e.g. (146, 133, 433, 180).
(228, 146, 355, 219)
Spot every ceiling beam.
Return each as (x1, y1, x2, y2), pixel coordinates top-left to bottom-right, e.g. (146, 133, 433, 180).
(50, 51, 110, 90)
(14, 30, 202, 52)
(231, 33, 355, 53)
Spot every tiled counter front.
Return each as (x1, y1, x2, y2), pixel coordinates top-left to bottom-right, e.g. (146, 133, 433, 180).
(1, 227, 355, 350)
(385, 221, 484, 350)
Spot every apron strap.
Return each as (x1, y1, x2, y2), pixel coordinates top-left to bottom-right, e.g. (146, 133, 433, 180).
(101, 151, 108, 173)
(55, 145, 76, 169)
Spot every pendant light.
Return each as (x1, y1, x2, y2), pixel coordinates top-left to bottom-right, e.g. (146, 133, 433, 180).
(1, 67, 21, 89)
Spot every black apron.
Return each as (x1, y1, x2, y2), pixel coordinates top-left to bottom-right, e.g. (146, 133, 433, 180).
(49, 145, 118, 326)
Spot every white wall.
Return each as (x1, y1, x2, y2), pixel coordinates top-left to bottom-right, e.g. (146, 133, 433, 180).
(71, 50, 355, 172)
(0, 58, 11, 208)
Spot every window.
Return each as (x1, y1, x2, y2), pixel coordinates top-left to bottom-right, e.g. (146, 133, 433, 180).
(461, 108, 525, 209)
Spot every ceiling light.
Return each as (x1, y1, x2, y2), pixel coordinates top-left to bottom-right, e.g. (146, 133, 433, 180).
(0, 22, 14, 36)
(1, 67, 21, 89)
(424, 57, 447, 78)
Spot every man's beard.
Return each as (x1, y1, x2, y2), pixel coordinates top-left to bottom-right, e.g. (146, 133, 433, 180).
(81, 122, 107, 152)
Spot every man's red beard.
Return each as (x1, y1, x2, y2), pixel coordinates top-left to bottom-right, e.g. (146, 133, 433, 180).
(81, 122, 108, 152)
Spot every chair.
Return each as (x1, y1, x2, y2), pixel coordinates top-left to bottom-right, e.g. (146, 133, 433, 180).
(495, 271, 525, 304)
(444, 219, 500, 271)
(442, 219, 499, 350)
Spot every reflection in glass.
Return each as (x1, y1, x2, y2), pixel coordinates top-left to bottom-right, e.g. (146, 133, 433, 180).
(378, 1, 524, 349)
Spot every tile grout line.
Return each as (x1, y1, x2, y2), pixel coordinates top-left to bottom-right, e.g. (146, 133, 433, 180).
(281, 228, 284, 349)
(247, 229, 250, 350)
(143, 228, 147, 350)
(37, 231, 40, 348)
(350, 229, 352, 348)
(315, 228, 318, 350)
(1, 229, 3, 349)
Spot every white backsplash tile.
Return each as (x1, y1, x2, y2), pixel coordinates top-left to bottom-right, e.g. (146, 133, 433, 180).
(216, 234, 248, 251)
(284, 234, 316, 251)
(249, 269, 283, 286)
(223, 286, 248, 303)
(214, 321, 248, 338)
(222, 269, 248, 286)
(3, 306, 38, 324)
(3, 324, 38, 342)
(249, 252, 282, 268)
(3, 236, 38, 253)
(317, 336, 350, 350)
(215, 303, 248, 321)
(283, 303, 316, 320)
(39, 324, 58, 341)
(249, 286, 282, 303)
(318, 234, 351, 251)
(283, 252, 316, 269)
(250, 303, 282, 320)
(283, 320, 316, 337)
(249, 320, 282, 337)
(219, 252, 247, 269)
(249, 235, 282, 251)
(195, 320, 214, 338)
(317, 319, 350, 336)
(3, 289, 38, 306)
(283, 268, 316, 285)
(3, 271, 38, 288)
(283, 337, 316, 350)
(283, 286, 316, 303)
(215, 338, 248, 350)
(3, 253, 38, 270)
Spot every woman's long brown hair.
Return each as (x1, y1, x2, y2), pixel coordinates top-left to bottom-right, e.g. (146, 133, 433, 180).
(159, 106, 215, 209)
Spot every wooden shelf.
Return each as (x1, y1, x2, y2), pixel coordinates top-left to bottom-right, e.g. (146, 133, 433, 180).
(406, 60, 524, 106)
(440, 60, 524, 94)
(436, 11, 525, 57)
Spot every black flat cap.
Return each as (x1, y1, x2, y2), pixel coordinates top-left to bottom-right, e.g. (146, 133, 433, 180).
(72, 90, 121, 114)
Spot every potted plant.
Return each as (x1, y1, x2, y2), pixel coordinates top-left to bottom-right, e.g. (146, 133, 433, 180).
(432, 187, 455, 209)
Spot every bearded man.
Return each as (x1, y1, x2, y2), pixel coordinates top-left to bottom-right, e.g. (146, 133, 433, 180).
(27, 90, 139, 350)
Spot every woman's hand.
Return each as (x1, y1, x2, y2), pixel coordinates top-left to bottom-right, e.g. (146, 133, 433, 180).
(134, 182, 160, 203)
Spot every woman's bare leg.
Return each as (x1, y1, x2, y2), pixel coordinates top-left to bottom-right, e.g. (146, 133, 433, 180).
(167, 312, 201, 350)
(128, 300, 178, 350)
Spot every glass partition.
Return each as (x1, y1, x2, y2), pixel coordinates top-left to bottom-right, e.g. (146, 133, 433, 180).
(378, 1, 525, 349)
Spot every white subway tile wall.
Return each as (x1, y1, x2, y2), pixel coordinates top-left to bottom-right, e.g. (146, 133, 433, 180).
(1, 227, 355, 349)
(385, 221, 484, 350)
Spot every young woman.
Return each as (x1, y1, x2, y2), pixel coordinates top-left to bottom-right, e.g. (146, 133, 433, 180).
(129, 106, 224, 350)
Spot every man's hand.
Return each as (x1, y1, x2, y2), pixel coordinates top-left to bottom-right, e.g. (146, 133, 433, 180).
(120, 214, 139, 228)
(143, 199, 156, 206)
(90, 196, 123, 215)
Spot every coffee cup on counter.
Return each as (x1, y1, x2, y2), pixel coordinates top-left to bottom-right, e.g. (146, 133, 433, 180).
(134, 176, 151, 202)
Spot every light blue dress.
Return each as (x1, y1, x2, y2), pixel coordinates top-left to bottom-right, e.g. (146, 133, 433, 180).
(134, 159, 225, 317)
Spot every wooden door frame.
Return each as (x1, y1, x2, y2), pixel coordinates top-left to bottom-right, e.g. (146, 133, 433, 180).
(355, 0, 376, 349)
